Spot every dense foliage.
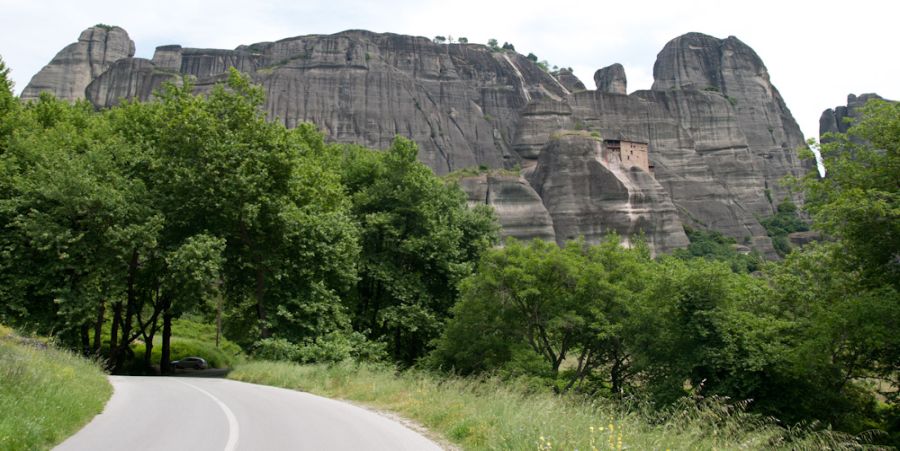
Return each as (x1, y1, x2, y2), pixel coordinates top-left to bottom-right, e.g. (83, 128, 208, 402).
(431, 99, 899, 444)
(0, 66, 495, 374)
(759, 200, 808, 256)
(673, 226, 762, 272)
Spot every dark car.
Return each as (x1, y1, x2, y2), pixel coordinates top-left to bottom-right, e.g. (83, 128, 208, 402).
(171, 357, 208, 370)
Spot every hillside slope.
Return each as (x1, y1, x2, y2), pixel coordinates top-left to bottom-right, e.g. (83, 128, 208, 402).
(0, 326, 111, 451)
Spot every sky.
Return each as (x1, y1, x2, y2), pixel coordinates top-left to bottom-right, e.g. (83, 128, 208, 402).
(0, 0, 896, 142)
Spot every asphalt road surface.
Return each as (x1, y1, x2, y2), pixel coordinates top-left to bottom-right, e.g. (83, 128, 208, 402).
(55, 375, 443, 451)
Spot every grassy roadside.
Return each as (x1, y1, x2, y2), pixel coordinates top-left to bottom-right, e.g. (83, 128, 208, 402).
(0, 325, 112, 451)
(229, 361, 860, 450)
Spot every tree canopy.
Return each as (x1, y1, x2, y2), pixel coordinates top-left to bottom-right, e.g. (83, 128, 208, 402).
(0, 66, 495, 372)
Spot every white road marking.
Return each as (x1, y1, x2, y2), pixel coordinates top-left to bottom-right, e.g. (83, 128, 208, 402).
(177, 380, 240, 451)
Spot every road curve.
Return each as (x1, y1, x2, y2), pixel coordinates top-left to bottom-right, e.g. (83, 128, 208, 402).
(55, 375, 443, 451)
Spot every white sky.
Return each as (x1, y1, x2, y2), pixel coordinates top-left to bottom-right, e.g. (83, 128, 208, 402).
(1, 0, 896, 141)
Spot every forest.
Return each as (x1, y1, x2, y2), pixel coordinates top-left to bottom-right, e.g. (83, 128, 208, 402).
(0, 59, 897, 445)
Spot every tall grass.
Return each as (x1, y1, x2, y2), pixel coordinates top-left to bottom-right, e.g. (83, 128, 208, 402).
(128, 317, 244, 372)
(230, 361, 863, 450)
(0, 325, 112, 450)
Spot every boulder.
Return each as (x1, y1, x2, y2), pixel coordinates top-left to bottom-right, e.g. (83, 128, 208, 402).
(819, 93, 890, 137)
(556, 68, 586, 92)
(594, 63, 627, 95)
(458, 173, 557, 242)
(788, 231, 822, 247)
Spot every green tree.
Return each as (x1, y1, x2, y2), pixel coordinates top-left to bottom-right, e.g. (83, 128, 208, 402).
(759, 200, 808, 257)
(111, 70, 360, 349)
(776, 100, 900, 438)
(0, 55, 18, 152)
(804, 99, 899, 287)
(629, 257, 794, 405)
(672, 226, 762, 273)
(0, 93, 151, 358)
(762, 242, 898, 430)
(431, 237, 651, 394)
(158, 234, 225, 373)
(341, 137, 497, 364)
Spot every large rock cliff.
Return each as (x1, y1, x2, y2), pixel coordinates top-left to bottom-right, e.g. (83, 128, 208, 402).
(22, 25, 135, 102)
(23, 27, 809, 256)
(527, 132, 688, 253)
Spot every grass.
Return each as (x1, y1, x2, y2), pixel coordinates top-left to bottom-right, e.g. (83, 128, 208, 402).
(132, 336, 242, 370)
(129, 317, 245, 371)
(0, 325, 112, 451)
(229, 361, 861, 450)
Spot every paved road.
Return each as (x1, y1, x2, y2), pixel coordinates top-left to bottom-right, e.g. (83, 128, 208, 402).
(55, 376, 442, 451)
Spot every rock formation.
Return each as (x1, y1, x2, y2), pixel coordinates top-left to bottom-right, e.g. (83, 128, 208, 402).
(594, 63, 627, 95)
(21, 25, 135, 101)
(86, 58, 180, 107)
(555, 68, 586, 92)
(458, 173, 556, 242)
(23, 27, 811, 257)
(527, 132, 688, 253)
(651, 33, 805, 210)
(820, 93, 890, 136)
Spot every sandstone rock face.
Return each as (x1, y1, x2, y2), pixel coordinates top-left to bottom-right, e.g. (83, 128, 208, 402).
(86, 58, 180, 107)
(83, 31, 571, 175)
(556, 68, 586, 92)
(594, 64, 627, 95)
(459, 174, 556, 242)
(27, 28, 810, 257)
(652, 33, 805, 207)
(527, 133, 689, 254)
(820, 93, 889, 136)
(512, 97, 574, 159)
(788, 231, 822, 247)
(22, 26, 135, 101)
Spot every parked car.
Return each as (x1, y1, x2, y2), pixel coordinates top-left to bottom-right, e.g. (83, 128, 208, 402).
(171, 357, 208, 370)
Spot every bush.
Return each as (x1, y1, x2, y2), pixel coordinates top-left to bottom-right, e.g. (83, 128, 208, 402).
(252, 331, 386, 364)
(759, 200, 809, 257)
(673, 226, 762, 273)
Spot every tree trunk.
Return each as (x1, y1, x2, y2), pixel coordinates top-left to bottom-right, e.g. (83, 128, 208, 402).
(611, 356, 622, 395)
(92, 299, 105, 356)
(610, 339, 626, 395)
(80, 323, 91, 356)
(216, 296, 221, 349)
(109, 302, 122, 366)
(255, 265, 269, 339)
(143, 336, 154, 372)
(160, 312, 173, 375)
(117, 250, 139, 371)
